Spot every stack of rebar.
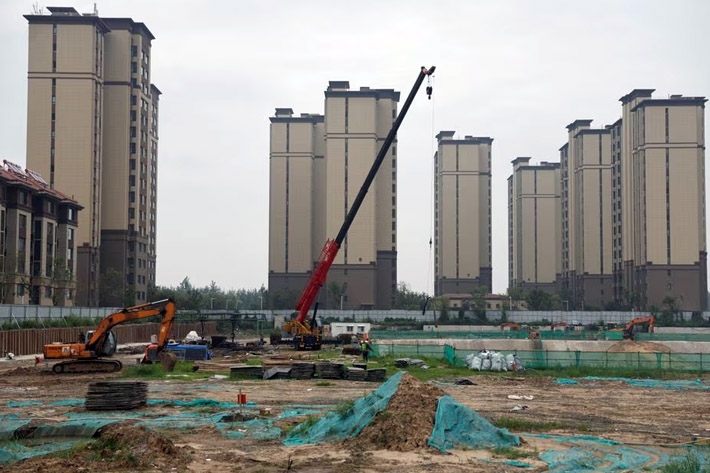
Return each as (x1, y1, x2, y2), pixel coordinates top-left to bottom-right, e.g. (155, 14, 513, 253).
(290, 362, 316, 379)
(346, 367, 366, 381)
(365, 369, 386, 382)
(317, 363, 345, 379)
(85, 381, 147, 411)
(230, 365, 264, 378)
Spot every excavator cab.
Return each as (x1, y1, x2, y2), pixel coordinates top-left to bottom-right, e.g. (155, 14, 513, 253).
(96, 331, 117, 357)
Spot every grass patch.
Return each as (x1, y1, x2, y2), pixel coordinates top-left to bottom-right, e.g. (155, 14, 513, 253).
(333, 400, 355, 418)
(315, 381, 333, 387)
(288, 415, 319, 436)
(491, 446, 536, 460)
(372, 355, 475, 381)
(493, 417, 563, 432)
(121, 361, 215, 381)
(660, 451, 710, 473)
(243, 358, 263, 366)
(524, 366, 704, 380)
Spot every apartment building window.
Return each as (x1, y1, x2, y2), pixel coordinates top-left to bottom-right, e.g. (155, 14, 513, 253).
(131, 62, 137, 73)
(131, 95, 137, 106)
(129, 208, 135, 219)
(45, 223, 54, 277)
(68, 228, 74, 241)
(66, 247, 73, 261)
(16, 284, 24, 297)
(129, 175, 136, 187)
(132, 45, 137, 57)
(130, 143, 136, 155)
(129, 191, 135, 203)
(130, 127, 136, 138)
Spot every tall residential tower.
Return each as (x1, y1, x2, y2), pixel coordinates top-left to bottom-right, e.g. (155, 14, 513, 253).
(434, 132, 492, 295)
(508, 158, 561, 292)
(268, 82, 399, 309)
(24, 6, 160, 306)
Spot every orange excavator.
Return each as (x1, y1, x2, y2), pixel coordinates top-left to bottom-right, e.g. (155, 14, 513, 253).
(622, 315, 655, 340)
(499, 323, 521, 331)
(43, 299, 177, 374)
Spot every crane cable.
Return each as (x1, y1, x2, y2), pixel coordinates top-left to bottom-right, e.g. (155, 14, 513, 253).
(426, 73, 436, 296)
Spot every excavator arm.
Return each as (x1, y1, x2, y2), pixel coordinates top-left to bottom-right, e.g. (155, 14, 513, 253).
(87, 299, 176, 355)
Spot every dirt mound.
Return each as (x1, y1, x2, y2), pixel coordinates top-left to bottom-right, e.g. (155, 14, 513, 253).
(607, 340, 671, 353)
(350, 373, 445, 451)
(4, 422, 192, 472)
(0, 366, 45, 376)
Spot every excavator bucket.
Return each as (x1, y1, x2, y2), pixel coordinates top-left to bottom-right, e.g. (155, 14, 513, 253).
(158, 351, 177, 372)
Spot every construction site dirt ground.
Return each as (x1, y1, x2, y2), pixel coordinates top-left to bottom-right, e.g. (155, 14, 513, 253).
(0, 354, 708, 472)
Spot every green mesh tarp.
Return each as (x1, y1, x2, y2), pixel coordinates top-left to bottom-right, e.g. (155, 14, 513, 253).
(0, 420, 30, 441)
(6, 401, 43, 408)
(32, 419, 118, 438)
(49, 399, 84, 407)
(427, 395, 519, 452)
(147, 398, 258, 408)
(555, 377, 710, 390)
(283, 371, 404, 446)
(0, 440, 82, 465)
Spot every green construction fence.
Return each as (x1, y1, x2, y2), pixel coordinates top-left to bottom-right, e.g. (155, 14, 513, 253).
(371, 343, 709, 372)
(370, 330, 710, 342)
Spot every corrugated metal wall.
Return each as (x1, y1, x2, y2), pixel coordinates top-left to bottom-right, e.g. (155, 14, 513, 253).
(0, 322, 217, 356)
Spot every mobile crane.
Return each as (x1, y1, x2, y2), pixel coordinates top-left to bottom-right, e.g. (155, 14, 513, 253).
(282, 66, 436, 350)
(43, 299, 177, 373)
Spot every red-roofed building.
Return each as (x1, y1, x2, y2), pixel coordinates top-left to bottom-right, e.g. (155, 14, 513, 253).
(0, 160, 82, 306)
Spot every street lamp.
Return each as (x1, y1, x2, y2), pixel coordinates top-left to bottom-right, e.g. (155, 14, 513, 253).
(259, 295, 263, 311)
(509, 296, 513, 310)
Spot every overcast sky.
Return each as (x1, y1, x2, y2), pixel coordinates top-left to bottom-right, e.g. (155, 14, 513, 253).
(1, 0, 708, 295)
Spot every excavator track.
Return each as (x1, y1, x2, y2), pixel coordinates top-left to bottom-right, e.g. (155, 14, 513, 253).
(52, 359, 123, 374)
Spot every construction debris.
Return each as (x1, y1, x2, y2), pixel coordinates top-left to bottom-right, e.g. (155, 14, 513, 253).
(394, 358, 428, 368)
(85, 381, 147, 411)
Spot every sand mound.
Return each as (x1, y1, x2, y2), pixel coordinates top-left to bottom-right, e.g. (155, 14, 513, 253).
(4, 422, 192, 472)
(350, 373, 446, 451)
(607, 340, 671, 353)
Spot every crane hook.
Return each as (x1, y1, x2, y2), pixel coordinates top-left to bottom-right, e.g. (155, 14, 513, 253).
(426, 74, 433, 100)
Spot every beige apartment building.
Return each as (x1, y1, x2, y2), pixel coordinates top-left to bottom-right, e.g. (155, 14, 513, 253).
(268, 109, 325, 295)
(613, 90, 707, 311)
(269, 82, 399, 309)
(559, 120, 614, 308)
(434, 132, 492, 296)
(0, 160, 81, 306)
(508, 158, 560, 292)
(24, 7, 160, 306)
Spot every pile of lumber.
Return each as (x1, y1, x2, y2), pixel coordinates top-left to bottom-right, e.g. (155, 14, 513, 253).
(85, 381, 147, 411)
